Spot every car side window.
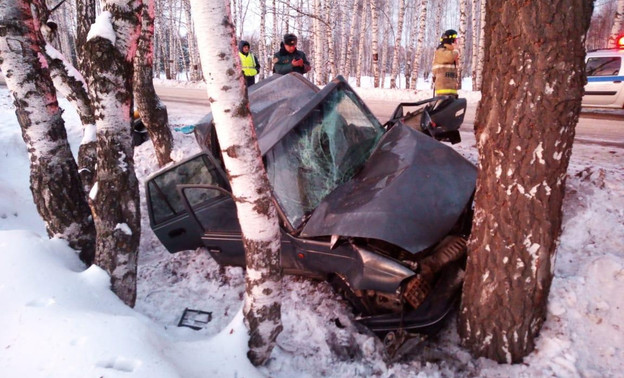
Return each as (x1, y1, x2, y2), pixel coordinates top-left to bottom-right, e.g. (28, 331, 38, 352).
(586, 57, 621, 76)
(148, 154, 227, 224)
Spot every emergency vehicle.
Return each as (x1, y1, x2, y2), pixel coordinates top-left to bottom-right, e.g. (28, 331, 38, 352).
(582, 35, 624, 109)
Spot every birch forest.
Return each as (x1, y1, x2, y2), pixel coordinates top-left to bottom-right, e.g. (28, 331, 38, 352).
(42, 0, 624, 90)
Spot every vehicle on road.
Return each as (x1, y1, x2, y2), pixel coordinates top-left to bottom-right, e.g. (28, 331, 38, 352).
(144, 73, 476, 348)
(582, 37, 624, 109)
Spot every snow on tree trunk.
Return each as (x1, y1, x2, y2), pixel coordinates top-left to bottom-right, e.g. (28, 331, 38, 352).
(134, 0, 173, 167)
(610, 0, 624, 47)
(369, 0, 380, 87)
(190, 0, 283, 366)
(0, 0, 95, 264)
(458, 0, 468, 89)
(458, 0, 593, 363)
(410, 0, 427, 90)
(84, 2, 142, 307)
(356, 0, 368, 87)
(343, 0, 360, 81)
(390, 0, 405, 89)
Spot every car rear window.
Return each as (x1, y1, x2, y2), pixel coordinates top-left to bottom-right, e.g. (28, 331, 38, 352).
(586, 57, 621, 76)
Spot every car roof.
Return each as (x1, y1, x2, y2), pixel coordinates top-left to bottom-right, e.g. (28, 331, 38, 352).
(194, 73, 378, 155)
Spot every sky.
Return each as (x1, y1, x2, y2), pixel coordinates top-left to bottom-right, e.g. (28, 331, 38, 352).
(0, 78, 623, 378)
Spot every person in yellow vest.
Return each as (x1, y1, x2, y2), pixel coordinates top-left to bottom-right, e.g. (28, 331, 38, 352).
(432, 29, 459, 97)
(238, 40, 260, 87)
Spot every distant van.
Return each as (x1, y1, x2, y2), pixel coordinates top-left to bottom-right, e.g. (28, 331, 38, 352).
(582, 43, 624, 109)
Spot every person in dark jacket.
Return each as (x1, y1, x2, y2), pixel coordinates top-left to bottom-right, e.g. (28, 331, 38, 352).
(272, 34, 311, 75)
(238, 40, 260, 87)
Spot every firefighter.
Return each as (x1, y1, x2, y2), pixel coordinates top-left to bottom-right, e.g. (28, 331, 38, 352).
(432, 29, 460, 97)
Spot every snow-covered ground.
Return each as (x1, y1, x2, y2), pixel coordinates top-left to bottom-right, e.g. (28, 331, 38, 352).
(0, 78, 622, 377)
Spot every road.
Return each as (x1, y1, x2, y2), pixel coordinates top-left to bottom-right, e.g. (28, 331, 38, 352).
(153, 84, 624, 149)
(1, 78, 619, 148)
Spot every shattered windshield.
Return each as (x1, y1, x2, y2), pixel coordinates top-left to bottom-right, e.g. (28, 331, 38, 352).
(266, 86, 383, 229)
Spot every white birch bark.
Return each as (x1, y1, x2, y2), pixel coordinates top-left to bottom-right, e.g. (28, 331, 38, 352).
(390, 0, 405, 88)
(324, 0, 337, 80)
(610, 0, 624, 47)
(343, 0, 360, 81)
(475, 0, 485, 91)
(471, 0, 479, 90)
(313, 0, 324, 84)
(272, 0, 279, 53)
(259, 0, 268, 79)
(356, 0, 368, 86)
(84, 0, 142, 307)
(410, 0, 427, 89)
(190, 0, 283, 366)
(458, 0, 467, 89)
(183, 0, 202, 81)
(370, 0, 380, 87)
(405, 0, 418, 89)
(0, 0, 96, 264)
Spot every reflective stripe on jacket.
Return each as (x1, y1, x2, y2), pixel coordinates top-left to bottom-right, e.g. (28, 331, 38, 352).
(239, 52, 258, 77)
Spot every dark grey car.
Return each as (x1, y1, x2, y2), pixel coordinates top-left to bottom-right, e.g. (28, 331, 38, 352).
(145, 73, 476, 341)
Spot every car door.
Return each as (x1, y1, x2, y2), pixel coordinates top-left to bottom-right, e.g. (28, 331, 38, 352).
(583, 55, 624, 107)
(146, 153, 243, 263)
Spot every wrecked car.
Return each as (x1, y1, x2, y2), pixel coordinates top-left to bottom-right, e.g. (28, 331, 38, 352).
(145, 73, 476, 345)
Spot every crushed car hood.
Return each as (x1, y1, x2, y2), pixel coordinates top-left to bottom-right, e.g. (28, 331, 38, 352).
(301, 123, 477, 254)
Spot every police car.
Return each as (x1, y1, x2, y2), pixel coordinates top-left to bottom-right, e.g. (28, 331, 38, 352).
(582, 35, 624, 109)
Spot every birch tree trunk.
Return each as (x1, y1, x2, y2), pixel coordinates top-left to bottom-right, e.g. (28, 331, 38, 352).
(610, 0, 624, 47)
(458, 0, 593, 363)
(379, 19, 388, 88)
(190, 0, 283, 366)
(76, 0, 96, 74)
(474, 0, 485, 91)
(259, 0, 268, 79)
(31, 0, 98, 196)
(390, 0, 405, 88)
(0, 0, 95, 264)
(324, 0, 337, 80)
(313, 0, 324, 84)
(458, 0, 468, 89)
(369, 0, 380, 87)
(405, 0, 418, 89)
(356, 0, 368, 87)
(84, 2, 142, 307)
(471, 0, 479, 90)
(410, 0, 427, 89)
(183, 0, 202, 81)
(343, 0, 360, 81)
(134, 0, 173, 167)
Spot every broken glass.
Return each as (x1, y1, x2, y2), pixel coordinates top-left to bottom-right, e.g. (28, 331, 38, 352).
(267, 87, 383, 229)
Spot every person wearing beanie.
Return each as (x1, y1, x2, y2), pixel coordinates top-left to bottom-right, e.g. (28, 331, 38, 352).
(432, 29, 460, 97)
(272, 33, 311, 75)
(238, 40, 260, 87)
